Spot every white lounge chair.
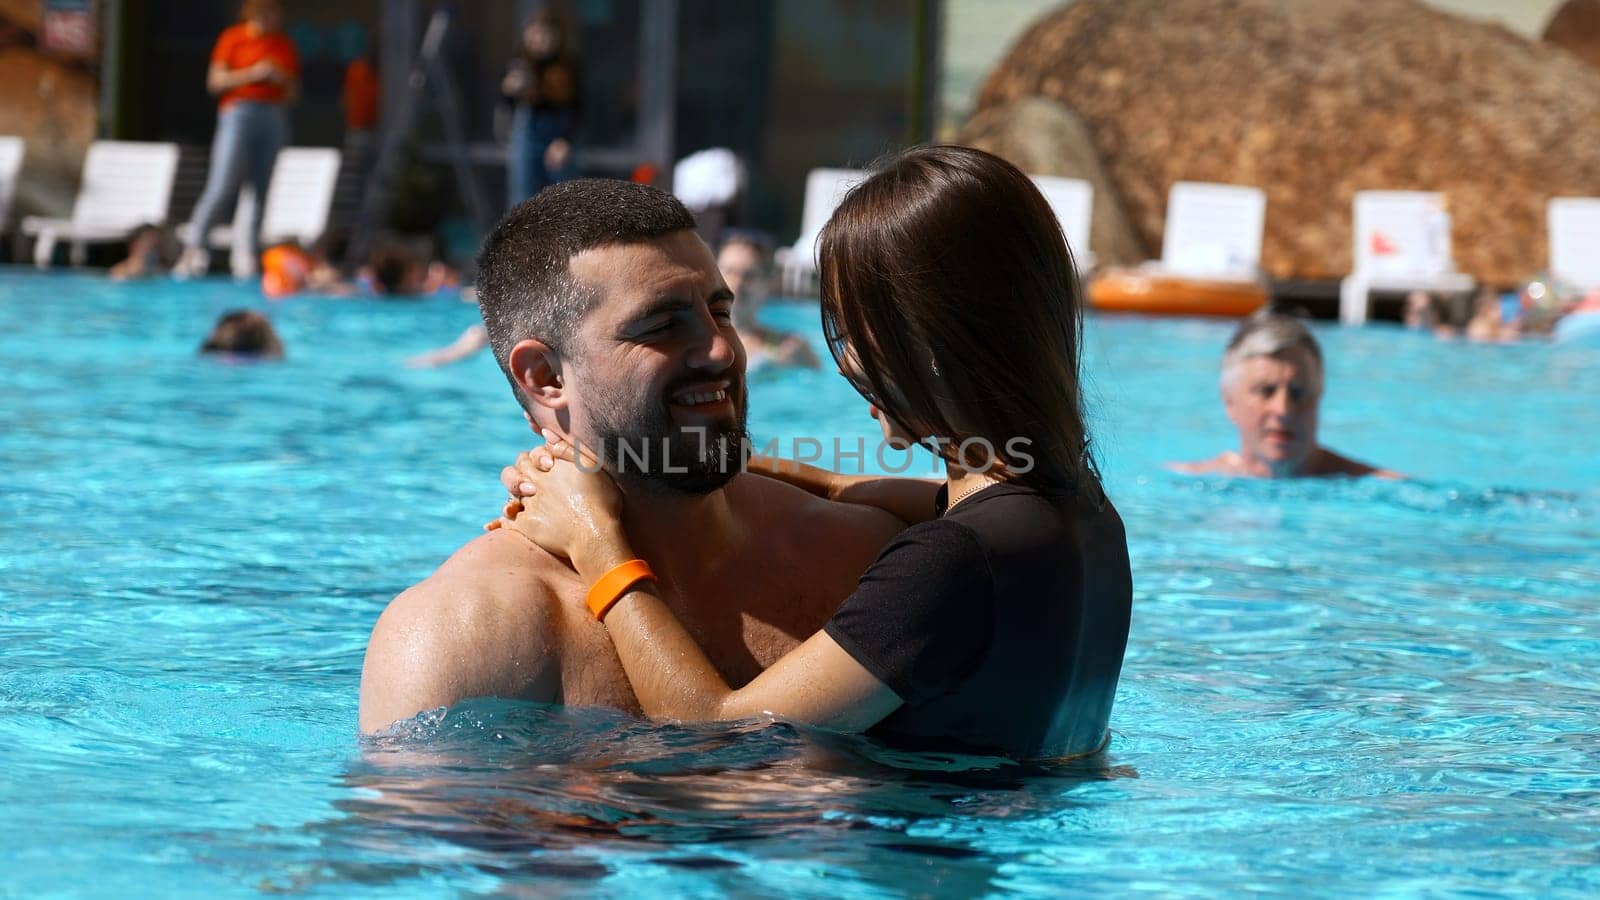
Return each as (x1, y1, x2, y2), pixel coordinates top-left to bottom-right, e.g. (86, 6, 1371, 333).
(1030, 175, 1095, 271)
(776, 167, 866, 296)
(1339, 190, 1474, 325)
(206, 147, 343, 272)
(1154, 181, 1267, 281)
(1548, 197, 1600, 292)
(0, 136, 23, 234)
(21, 140, 180, 268)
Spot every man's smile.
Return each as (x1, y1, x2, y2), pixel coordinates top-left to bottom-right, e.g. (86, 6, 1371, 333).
(667, 380, 737, 418)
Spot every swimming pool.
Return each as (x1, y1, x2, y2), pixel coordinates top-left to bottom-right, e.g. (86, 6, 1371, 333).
(3, 270, 1597, 896)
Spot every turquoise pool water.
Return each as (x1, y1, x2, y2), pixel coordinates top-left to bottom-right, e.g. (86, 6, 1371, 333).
(3, 270, 1598, 896)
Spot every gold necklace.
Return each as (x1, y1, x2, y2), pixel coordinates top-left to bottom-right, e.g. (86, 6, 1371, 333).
(947, 478, 999, 509)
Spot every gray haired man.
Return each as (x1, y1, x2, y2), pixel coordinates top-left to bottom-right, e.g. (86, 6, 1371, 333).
(1170, 312, 1399, 479)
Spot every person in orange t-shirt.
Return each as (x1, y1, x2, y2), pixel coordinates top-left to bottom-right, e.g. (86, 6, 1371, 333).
(175, 0, 300, 281)
(343, 55, 378, 135)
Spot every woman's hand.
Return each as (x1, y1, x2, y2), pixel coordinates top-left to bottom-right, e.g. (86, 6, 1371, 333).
(501, 61, 531, 98)
(246, 59, 285, 84)
(495, 431, 630, 574)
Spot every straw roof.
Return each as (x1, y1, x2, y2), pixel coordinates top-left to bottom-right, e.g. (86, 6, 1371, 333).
(975, 0, 1600, 284)
(1545, 0, 1600, 69)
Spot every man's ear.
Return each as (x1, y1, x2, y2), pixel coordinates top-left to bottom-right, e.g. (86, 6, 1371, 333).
(508, 339, 567, 411)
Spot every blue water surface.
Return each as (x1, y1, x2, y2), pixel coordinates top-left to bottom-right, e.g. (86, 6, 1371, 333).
(2, 271, 1598, 897)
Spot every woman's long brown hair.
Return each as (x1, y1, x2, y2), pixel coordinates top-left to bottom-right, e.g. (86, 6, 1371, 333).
(818, 144, 1098, 501)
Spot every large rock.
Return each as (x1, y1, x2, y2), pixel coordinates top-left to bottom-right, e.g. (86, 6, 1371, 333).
(975, 0, 1600, 285)
(0, 0, 39, 28)
(0, 2, 98, 220)
(1545, 0, 1600, 69)
(957, 96, 1146, 268)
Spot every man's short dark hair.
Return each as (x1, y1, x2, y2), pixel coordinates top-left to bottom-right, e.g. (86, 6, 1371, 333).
(476, 179, 697, 410)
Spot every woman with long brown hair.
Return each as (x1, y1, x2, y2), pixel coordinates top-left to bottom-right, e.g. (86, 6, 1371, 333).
(500, 145, 1132, 759)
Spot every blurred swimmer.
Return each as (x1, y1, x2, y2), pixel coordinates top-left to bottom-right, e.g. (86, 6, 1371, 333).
(199, 309, 284, 359)
(1170, 311, 1399, 479)
(718, 234, 819, 370)
(109, 224, 173, 281)
(405, 324, 488, 368)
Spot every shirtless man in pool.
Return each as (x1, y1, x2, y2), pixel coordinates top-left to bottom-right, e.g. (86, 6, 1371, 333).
(358, 180, 903, 733)
(1169, 311, 1400, 480)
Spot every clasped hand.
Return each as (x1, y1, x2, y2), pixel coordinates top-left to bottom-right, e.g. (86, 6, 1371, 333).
(248, 59, 288, 85)
(491, 429, 627, 571)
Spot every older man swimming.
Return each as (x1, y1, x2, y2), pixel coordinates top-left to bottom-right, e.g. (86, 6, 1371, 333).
(1170, 311, 1399, 479)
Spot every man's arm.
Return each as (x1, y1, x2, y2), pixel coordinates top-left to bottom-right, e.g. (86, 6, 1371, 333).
(358, 534, 558, 734)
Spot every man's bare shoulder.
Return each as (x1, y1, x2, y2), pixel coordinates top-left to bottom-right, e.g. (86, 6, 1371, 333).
(1312, 447, 1405, 480)
(1166, 452, 1243, 476)
(358, 529, 567, 734)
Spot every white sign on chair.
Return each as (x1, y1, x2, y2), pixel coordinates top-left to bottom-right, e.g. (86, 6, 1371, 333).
(1158, 181, 1266, 281)
(1030, 175, 1095, 272)
(1548, 197, 1600, 292)
(1340, 190, 1474, 325)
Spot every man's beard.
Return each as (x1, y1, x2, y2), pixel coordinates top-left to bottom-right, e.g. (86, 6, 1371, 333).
(583, 380, 750, 495)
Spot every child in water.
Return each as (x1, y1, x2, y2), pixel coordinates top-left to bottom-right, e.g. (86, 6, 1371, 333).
(200, 309, 284, 360)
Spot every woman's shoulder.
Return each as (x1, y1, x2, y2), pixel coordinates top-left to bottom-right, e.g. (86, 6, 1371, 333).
(947, 482, 1126, 560)
(873, 516, 994, 584)
(215, 23, 249, 46)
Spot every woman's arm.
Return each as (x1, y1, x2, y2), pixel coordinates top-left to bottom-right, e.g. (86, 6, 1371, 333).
(747, 455, 941, 525)
(206, 60, 274, 96)
(499, 436, 903, 730)
(207, 55, 296, 98)
(573, 538, 902, 730)
(207, 62, 247, 96)
(510, 452, 941, 525)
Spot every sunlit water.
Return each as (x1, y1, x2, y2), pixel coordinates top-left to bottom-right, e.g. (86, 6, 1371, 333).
(2, 271, 1597, 896)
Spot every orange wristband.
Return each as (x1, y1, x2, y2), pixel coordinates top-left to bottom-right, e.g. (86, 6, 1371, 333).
(585, 559, 657, 621)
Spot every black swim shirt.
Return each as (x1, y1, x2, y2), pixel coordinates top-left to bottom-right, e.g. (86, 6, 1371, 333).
(822, 482, 1132, 758)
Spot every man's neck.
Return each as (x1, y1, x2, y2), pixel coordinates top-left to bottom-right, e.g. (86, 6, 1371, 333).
(613, 477, 745, 589)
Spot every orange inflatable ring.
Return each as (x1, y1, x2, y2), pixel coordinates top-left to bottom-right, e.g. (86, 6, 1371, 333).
(260, 244, 311, 299)
(1088, 268, 1268, 317)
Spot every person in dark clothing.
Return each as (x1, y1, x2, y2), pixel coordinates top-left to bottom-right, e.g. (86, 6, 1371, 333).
(501, 9, 578, 209)
(497, 146, 1132, 760)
